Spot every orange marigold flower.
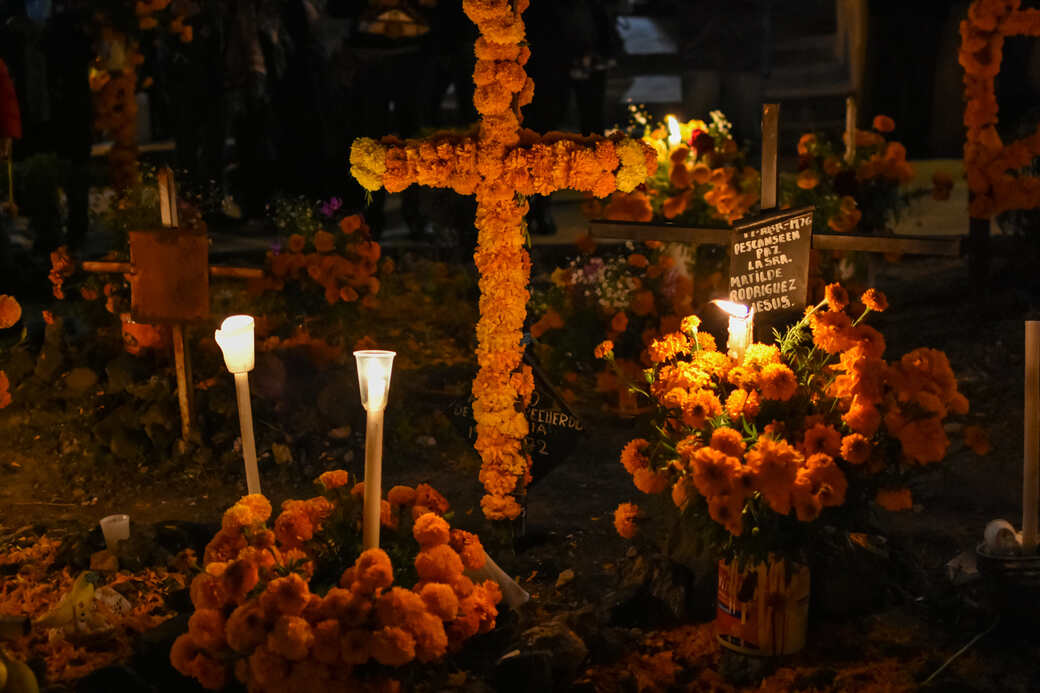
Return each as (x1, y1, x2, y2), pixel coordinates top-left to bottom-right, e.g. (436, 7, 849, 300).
(223, 556, 260, 603)
(594, 339, 615, 360)
(371, 626, 416, 666)
(613, 502, 641, 539)
(415, 483, 451, 514)
(872, 115, 896, 133)
(249, 644, 290, 689)
(226, 602, 267, 652)
(632, 467, 670, 494)
(273, 509, 314, 549)
(259, 573, 310, 616)
(170, 633, 201, 676)
(340, 214, 363, 234)
(314, 230, 336, 253)
(803, 453, 847, 507)
(188, 608, 226, 651)
(709, 427, 746, 458)
(268, 615, 314, 661)
(647, 332, 691, 364)
(190, 573, 229, 610)
(415, 544, 465, 582)
(824, 283, 849, 311)
(691, 447, 740, 498)
(0, 295, 22, 329)
(238, 494, 273, 523)
(860, 288, 889, 312)
(963, 425, 991, 455)
(796, 169, 820, 190)
(311, 619, 342, 665)
(746, 437, 802, 516)
(354, 548, 395, 594)
(628, 253, 649, 268)
(875, 487, 913, 511)
(318, 469, 350, 490)
(620, 438, 651, 475)
(413, 512, 451, 548)
(725, 388, 760, 421)
(631, 289, 656, 317)
(707, 493, 745, 535)
(287, 234, 306, 253)
(840, 433, 872, 465)
(341, 628, 372, 665)
(388, 485, 417, 506)
(682, 389, 723, 428)
(610, 311, 628, 333)
(420, 582, 460, 621)
(801, 423, 841, 457)
(758, 363, 798, 401)
(843, 397, 881, 435)
(449, 529, 486, 570)
(480, 493, 523, 520)
(897, 417, 949, 464)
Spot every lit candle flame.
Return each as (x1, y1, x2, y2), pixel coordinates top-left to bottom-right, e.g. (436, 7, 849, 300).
(712, 299, 751, 319)
(666, 115, 681, 147)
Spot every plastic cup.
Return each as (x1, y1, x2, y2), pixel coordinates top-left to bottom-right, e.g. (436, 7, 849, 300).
(99, 514, 130, 552)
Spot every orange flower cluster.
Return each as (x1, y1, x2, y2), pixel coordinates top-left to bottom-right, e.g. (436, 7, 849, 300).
(92, 45, 140, 190)
(349, 1, 655, 520)
(48, 246, 76, 300)
(613, 285, 971, 544)
(255, 214, 384, 307)
(172, 478, 500, 690)
(0, 293, 21, 329)
(0, 369, 10, 409)
(959, 0, 1040, 218)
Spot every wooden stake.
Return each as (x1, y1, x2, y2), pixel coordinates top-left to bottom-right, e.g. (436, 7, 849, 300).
(1023, 321, 1040, 553)
(171, 324, 192, 440)
(844, 96, 857, 164)
(761, 103, 779, 211)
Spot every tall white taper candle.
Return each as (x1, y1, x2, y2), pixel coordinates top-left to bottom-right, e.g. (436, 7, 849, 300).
(1023, 321, 1040, 553)
(363, 409, 384, 549)
(234, 372, 261, 495)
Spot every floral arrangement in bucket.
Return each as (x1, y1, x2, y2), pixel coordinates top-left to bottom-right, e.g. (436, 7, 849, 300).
(171, 471, 501, 690)
(602, 285, 980, 654)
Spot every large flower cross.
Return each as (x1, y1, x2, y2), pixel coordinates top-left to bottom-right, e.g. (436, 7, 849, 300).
(350, 0, 656, 520)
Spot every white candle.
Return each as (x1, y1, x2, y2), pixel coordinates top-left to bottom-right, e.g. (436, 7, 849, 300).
(1023, 321, 1039, 553)
(666, 115, 681, 149)
(355, 350, 396, 549)
(712, 300, 754, 362)
(215, 315, 261, 495)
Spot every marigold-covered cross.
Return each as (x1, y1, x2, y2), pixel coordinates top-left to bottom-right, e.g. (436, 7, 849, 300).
(350, 0, 656, 520)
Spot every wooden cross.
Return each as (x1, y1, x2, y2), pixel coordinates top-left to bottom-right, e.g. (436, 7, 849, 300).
(79, 168, 264, 440)
(590, 103, 962, 326)
(350, 0, 656, 517)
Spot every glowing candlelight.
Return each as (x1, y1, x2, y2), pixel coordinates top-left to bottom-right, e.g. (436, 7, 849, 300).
(713, 300, 754, 362)
(215, 315, 261, 495)
(355, 350, 396, 549)
(666, 115, 681, 148)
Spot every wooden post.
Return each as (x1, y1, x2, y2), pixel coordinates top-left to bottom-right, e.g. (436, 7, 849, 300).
(844, 96, 857, 164)
(761, 103, 779, 210)
(1025, 321, 1040, 553)
(171, 324, 193, 440)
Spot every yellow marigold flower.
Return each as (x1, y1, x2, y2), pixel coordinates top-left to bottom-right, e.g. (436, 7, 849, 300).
(0, 295, 22, 329)
(647, 332, 690, 364)
(758, 363, 798, 401)
(615, 139, 651, 193)
(742, 343, 780, 368)
(350, 137, 388, 192)
(681, 314, 701, 333)
(613, 502, 641, 539)
(594, 340, 614, 360)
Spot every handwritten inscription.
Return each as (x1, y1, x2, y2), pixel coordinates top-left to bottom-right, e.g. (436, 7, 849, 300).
(728, 208, 813, 316)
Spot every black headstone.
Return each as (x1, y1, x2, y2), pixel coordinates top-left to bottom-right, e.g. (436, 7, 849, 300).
(728, 206, 814, 336)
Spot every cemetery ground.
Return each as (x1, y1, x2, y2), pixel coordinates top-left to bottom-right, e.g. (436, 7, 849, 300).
(3, 230, 1040, 691)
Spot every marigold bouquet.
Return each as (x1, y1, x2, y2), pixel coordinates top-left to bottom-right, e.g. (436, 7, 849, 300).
(606, 285, 973, 561)
(171, 471, 501, 691)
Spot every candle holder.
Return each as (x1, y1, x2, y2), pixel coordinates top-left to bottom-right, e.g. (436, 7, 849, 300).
(355, 349, 396, 549)
(99, 514, 130, 552)
(712, 300, 754, 362)
(215, 315, 261, 495)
